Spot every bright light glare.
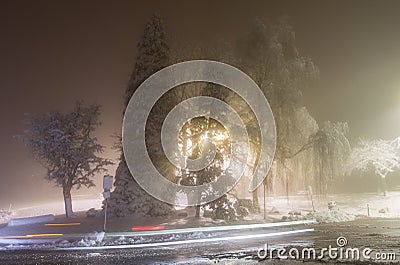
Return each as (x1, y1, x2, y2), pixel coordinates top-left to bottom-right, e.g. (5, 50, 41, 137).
(215, 133, 225, 141)
(201, 132, 209, 141)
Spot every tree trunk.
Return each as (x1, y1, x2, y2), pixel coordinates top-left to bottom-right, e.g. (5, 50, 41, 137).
(285, 173, 289, 204)
(252, 188, 260, 213)
(195, 206, 200, 218)
(378, 172, 388, 196)
(263, 183, 266, 219)
(381, 177, 388, 196)
(63, 186, 74, 218)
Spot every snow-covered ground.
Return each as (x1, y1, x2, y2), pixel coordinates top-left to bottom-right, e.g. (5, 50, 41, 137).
(12, 196, 102, 219)
(256, 190, 400, 223)
(3, 190, 400, 225)
(0, 195, 103, 225)
(2, 191, 400, 263)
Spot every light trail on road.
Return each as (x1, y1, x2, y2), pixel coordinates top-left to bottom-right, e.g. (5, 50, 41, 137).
(58, 228, 314, 251)
(104, 219, 315, 237)
(45, 223, 81, 227)
(0, 233, 63, 239)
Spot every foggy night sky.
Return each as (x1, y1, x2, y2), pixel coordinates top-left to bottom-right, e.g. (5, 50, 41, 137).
(1, 0, 400, 206)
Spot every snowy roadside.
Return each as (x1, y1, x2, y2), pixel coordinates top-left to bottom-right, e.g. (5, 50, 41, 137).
(0, 230, 216, 251)
(9, 197, 103, 221)
(2, 190, 400, 251)
(4, 190, 400, 225)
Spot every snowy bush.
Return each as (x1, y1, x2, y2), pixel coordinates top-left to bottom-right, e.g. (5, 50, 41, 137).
(84, 231, 105, 243)
(207, 195, 247, 221)
(76, 239, 97, 247)
(86, 208, 98, 218)
(0, 209, 12, 224)
(105, 160, 175, 217)
(310, 208, 355, 223)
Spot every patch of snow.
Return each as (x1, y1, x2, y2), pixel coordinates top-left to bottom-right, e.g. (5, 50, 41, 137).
(13, 197, 103, 218)
(0, 209, 13, 224)
(310, 208, 355, 223)
(84, 231, 105, 243)
(76, 239, 97, 247)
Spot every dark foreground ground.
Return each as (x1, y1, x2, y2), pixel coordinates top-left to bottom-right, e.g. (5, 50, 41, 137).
(1, 218, 400, 264)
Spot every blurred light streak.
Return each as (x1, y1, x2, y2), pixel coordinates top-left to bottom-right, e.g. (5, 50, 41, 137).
(45, 223, 80, 227)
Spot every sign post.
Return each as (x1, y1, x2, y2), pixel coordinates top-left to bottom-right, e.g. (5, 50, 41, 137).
(103, 175, 113, 232)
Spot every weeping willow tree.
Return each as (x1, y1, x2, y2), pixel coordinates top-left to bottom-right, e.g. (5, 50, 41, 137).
(311, 122, 351, 194)
(236, 17, 319, 201)
(294, 121, 351, 195)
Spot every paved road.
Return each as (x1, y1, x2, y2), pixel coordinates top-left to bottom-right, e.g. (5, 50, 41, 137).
(0, 223, 314, 264)
(2, 218, 400, 264)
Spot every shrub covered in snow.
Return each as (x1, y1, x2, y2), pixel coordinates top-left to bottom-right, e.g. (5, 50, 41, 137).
(310, 208, 355, 223)
(105, 161, 175, 217)
(0, 209, 12, 224)
(86, 208, 98, 218)
(207, 194, 249, 221)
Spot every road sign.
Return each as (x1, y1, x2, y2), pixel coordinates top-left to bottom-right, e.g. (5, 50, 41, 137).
(103, 175, 113, 190)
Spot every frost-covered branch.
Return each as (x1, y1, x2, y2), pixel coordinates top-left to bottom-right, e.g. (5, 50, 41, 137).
(347, 138, 400, 178)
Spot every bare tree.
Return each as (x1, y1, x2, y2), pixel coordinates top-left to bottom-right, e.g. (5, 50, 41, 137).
(19, 102, 112, 217)
(347, 137, 400, 196)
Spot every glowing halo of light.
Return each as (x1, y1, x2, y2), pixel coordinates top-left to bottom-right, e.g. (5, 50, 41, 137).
(160, 96, 249, 205)
(161, 96, 248, 172)
(123, 60, 276, 206)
